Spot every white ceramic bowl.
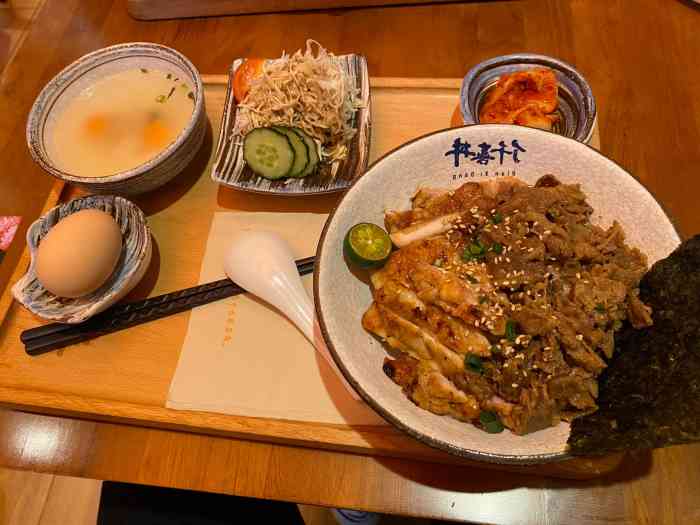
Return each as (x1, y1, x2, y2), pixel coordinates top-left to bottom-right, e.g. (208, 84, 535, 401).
(12, 195, 152, 324)
(26, 42, 206, 196)
(314, 124, 680, 464)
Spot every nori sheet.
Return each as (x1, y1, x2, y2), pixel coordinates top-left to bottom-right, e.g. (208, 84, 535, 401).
(568, 234, 700, 455)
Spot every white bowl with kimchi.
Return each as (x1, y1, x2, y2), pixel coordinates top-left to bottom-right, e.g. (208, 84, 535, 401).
(314, 124, 679, 464)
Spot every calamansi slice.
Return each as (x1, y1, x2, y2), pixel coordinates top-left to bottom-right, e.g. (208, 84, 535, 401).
(344, 223, 392, 269)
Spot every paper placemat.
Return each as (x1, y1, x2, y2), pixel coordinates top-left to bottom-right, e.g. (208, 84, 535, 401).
(167, 211, 386, 426)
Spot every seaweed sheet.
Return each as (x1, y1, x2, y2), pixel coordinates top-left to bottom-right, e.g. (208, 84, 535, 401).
(568, 234, 700, 455)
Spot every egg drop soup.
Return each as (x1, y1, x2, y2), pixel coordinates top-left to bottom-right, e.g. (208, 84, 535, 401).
(48, 68, 194, 178)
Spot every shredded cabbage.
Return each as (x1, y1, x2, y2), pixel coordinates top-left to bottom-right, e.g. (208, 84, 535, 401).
(235, 40, 361, 164)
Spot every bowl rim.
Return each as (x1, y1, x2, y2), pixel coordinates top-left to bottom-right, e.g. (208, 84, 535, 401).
(26, 42, 204, 184)
(460, 53, 597, 144)
(313, 123, 682, 464)
(11, 194, 152, 323)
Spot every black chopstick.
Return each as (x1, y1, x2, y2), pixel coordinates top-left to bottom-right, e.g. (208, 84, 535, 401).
(21, 256, 315, 356)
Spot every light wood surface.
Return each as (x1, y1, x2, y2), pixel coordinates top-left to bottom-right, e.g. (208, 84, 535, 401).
(0, 468, 101, 525)
(0, 76, 612, 480)
(1, 0, 700, 523)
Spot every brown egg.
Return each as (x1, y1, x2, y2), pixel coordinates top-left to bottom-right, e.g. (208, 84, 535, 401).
(35, 209, 122, 298)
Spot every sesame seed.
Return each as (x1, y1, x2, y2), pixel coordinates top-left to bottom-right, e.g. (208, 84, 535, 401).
(576, 334, 584, 341)
(576, 273, 581, 279)
(504, 363, 509, 368)
(505, 257, 511, 263)
(533, 221, 539, 226)
(474, 320, 480, 327)
(533, 364, 539, 369)
(544, 230, 551, 235)
(512, 383, 519, 388)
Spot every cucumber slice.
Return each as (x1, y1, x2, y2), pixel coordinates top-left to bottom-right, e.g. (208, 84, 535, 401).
(243, 128, 295, 180)
(294, 128, 320, 178)
(272, 126, 309, 177)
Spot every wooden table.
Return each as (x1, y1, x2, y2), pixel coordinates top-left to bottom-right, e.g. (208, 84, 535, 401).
(1, 0, 699, 523)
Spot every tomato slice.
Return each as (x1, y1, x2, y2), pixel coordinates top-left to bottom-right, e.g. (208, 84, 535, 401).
(233, 58, 264, 103)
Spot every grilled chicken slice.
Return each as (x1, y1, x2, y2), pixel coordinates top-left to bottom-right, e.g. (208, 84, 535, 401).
(372, 304, 465, 377)
(383, 356, 480, 421)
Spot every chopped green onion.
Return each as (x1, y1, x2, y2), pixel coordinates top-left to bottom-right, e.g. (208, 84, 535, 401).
(465, 354, 484, 375)
(489, 345, 501, 354)
(432, 258, 443, 267)
(479, 296, 488, 304)
(465, 274, 478, 284)
(187, 91, 195, 101)
(166, 73, 172, 80)
(505, 320, 518, 341)
(479, 411, 505, 433)
(594, 303, 606, 313)
(491, 242, 504, 254)
(468, 242, 485, 255)
(491, 212, 503, 224)
(155, 94, 166, 103)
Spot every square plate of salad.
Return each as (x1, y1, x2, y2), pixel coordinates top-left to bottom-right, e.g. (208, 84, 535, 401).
(212, 41, 371, 196)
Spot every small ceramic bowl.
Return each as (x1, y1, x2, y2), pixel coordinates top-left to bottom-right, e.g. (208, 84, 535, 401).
(12, 195, 152, 324)
(314, 124, 680, 464)
(26, 42, 206, 196)
(460, 54, 597, 144)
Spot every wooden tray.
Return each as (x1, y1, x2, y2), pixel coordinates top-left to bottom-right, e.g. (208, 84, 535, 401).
(0, 76, 614, 480)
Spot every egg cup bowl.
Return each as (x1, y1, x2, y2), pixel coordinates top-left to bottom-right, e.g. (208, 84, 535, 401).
(12, 195, 152, 324)
(26, 42, 206, 196)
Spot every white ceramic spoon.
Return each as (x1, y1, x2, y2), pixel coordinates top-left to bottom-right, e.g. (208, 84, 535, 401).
(223, 230, 361, 401)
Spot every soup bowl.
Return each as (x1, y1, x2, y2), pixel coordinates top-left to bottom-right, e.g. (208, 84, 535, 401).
(27, 42, 206, 195)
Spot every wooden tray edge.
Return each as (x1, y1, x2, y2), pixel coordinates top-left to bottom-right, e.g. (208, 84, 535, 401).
(0, 387, 623, 480)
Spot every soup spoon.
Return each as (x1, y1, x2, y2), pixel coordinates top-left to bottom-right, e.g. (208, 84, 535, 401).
(223, 230, 360, 400)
